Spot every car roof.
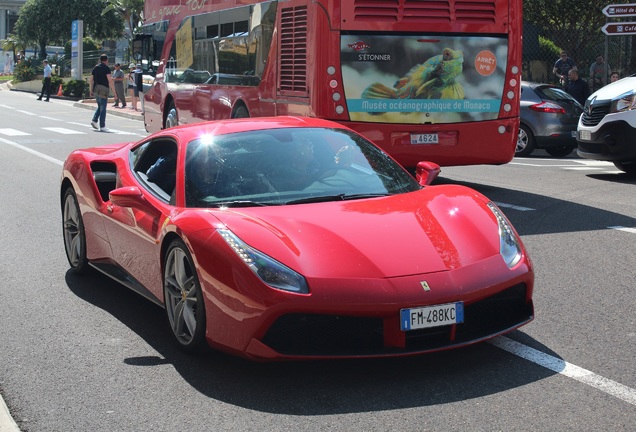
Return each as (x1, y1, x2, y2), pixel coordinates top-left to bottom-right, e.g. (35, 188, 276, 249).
(150, 116, 349, 143)
(521, 80, 560, 89)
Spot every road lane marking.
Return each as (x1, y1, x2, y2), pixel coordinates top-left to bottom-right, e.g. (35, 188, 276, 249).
(0, 392, 20, 432)
(493, 201, 535, 211)
(510, 162, 575, 167)
(66, 122, 143, 136)
(608, 226, 636, 234)
(0, 129, 30, 136)
(489, 336, 636, 406)
(0, 137, 63, 166)
(16, 110, 36, 116)
(42, 127, 85, 135)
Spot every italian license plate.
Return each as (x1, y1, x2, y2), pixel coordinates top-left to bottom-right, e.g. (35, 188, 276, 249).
(411, 133, 439, 144)
(579, 130, 591, 140)
(400, 302, 464, 331)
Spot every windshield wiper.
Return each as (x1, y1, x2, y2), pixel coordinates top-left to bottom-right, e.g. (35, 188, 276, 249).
(213, 200, 272, 207)
(285, 193, 390, 205)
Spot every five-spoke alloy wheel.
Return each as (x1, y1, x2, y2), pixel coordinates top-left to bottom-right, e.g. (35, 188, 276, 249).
(163, 239, 207, 352)
(62, 187, 89, 274)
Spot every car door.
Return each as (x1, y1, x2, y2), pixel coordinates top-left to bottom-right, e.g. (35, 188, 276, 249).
(102, 139, 178, 301)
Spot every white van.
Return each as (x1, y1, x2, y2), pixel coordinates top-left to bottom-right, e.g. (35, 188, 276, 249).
(577, 77, 636, 173)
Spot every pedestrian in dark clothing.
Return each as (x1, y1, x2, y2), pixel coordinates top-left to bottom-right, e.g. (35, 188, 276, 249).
(88, 54, 115, 132)
(553, 50, 576, 88)
(566, 69, 590, 106)
(37, 59, 52, 101)
(111, 63, 127, 108)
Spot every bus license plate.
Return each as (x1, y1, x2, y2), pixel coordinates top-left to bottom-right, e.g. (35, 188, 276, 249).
(411, 133, 439, 144)
(579, 130, 591, 140)
(400, 302, 464, 331)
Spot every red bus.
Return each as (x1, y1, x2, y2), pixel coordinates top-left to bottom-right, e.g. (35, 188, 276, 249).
(137, 0, 522, 169)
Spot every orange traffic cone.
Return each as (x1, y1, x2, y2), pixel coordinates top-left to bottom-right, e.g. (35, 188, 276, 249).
(56, 86, 63, 97)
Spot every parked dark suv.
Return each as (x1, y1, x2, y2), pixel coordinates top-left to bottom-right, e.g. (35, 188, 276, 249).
(577, 77, 636, 174)
(517, 81, 583, 157)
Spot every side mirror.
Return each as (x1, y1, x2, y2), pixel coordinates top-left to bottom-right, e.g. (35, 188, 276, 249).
(109, 186, 158, 214)
(415, 161, 441, 186)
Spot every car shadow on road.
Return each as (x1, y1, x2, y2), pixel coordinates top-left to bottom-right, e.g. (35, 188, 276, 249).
(434, 176, 636, 236)
(65, 270, 556, 415)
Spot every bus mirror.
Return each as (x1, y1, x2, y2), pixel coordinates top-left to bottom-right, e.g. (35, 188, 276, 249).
(415, 161, 441, 186)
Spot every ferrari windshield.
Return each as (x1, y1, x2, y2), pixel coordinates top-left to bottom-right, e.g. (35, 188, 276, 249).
(184, 127, 421, 207)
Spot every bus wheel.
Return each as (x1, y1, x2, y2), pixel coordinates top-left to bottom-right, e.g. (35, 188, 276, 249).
(165, 102, 179, 129)
(233, 105, 249, 119)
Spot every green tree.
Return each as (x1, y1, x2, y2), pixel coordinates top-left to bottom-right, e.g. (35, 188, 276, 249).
(102, 0, 145, 42)
(1, 34, 26, 59)
(524, 0, 609, 62)
(15, 0, 124, 59)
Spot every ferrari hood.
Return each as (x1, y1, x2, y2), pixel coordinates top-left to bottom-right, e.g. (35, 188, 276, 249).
(213, 186, 501, 279)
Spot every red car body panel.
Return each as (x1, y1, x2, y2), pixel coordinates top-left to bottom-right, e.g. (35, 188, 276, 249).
(61, 117, 534, 360)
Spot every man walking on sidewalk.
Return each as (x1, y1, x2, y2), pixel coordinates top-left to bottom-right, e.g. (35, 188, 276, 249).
(37, 59, 52, 101)
(88, 54, 115, 132)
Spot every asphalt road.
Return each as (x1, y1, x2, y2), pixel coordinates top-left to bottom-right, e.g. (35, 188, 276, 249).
(0, 87, 635, 431)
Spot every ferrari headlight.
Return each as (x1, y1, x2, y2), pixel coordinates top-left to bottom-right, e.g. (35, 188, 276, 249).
(610, 90, 636, 113)
(487, 203, 522, 268)
(218, 229, 309, 294)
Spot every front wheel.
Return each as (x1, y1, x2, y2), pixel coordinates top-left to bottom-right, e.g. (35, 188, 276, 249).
(545, 146, 575, 157)
(515, 124, 536, 157)
(163, 239, 207, 352)
(614, 161, 636, 174)
(62, 187, 89, 274)
(165, 101, 179, 129)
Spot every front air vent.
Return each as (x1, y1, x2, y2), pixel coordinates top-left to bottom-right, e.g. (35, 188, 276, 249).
(279, 6, 308, 95)
(352, 0, 496, 23)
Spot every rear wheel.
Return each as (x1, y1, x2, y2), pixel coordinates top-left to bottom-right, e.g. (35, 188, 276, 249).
(165, 101, 178, 129)
(613, 161, 636, 174)
(233, 105, 249, 119)
(545, 146, 575, 157)
(163, 239, 207, 352)
(62, 187, 89, 274)
(515, 124, 535, 157)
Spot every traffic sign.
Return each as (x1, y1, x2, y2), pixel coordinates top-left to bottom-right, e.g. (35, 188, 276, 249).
(602, 22, 636, 35)
(603, 4, 636, 17)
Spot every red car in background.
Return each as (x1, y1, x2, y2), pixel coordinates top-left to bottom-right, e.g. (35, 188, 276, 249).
(61, 117, 534, 360)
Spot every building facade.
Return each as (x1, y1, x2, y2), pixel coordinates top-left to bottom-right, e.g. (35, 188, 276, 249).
(0, 0, 25, 40)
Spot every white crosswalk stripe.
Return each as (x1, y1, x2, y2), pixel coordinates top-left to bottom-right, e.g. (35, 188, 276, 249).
(0, 128, 30, 136)
(0, 125, 141, 137)
(42, 127, 85, 135)
(66, 122, 141, 135)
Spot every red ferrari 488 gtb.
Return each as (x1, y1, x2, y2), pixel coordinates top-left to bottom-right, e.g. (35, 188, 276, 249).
(61, 116, 534, 360)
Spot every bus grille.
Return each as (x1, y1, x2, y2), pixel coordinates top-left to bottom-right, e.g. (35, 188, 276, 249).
(352, 0, 497, 23)
(581, 102, 610, 127)
(279, 6, 308, 94)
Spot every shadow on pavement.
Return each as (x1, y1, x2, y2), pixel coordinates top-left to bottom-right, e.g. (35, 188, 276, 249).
(65, 264, 552, 416)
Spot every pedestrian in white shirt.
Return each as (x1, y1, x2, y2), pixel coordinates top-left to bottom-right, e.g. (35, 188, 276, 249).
(37, 59, 52, 101)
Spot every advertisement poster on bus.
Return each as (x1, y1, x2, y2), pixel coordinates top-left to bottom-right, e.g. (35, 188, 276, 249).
(341, 35, 508, 124)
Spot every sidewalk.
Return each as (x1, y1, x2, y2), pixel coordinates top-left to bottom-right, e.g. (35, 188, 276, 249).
(1, 80, 144, 122)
